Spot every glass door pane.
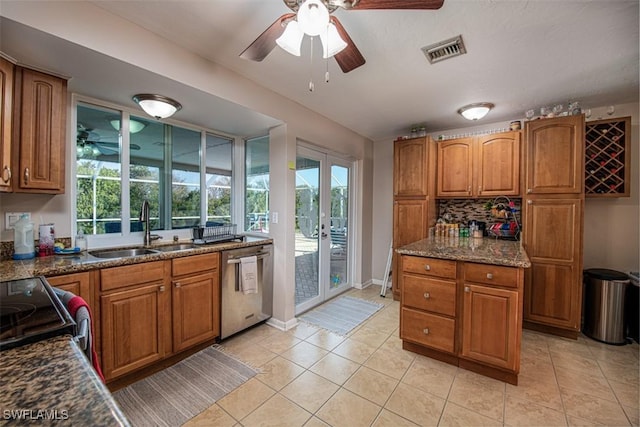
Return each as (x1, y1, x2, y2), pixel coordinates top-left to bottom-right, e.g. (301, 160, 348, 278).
(295, 153, 321, 311)
(328, 162, 350, 297)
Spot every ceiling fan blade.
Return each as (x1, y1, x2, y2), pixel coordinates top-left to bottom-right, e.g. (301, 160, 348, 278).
(240, 13, 296, 61)
(331, 16, 366, 73)
(95, 141, 140, 150)
(351, 0, 444, 10)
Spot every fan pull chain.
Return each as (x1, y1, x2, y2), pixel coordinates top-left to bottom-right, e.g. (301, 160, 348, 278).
(309, 37, 315, 92)
(325, 24, 330, 83)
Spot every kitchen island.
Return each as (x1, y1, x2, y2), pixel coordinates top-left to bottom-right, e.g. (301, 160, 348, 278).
(0, 335, 129, 426)
(396, 237, 530, 385)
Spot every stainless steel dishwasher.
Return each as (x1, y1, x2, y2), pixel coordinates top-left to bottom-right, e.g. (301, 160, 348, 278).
(220, 244, 273, 339)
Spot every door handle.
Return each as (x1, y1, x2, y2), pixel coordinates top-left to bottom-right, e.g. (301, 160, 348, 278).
(321, 232, 328, 239)
(2, 165, 10, 183)
(23, 167, 29, 185)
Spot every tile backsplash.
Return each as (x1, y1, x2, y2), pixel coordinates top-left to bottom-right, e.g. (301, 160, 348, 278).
(437, 198, 522, 225)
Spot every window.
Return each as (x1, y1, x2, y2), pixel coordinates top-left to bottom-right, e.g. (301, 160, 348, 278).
(75, 101, 233, 235)
(245, 136, 269, 233)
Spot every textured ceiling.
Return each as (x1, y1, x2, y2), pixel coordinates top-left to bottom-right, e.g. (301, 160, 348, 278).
(2, 0, 639, 141)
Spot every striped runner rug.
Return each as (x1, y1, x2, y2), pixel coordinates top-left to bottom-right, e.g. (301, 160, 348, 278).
(113, 345, 257, 426)
(299, 295, 384, 336)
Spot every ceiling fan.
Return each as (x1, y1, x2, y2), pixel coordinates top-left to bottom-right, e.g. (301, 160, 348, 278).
(77, 126, 140, 157)
(240, 0, 445, 73)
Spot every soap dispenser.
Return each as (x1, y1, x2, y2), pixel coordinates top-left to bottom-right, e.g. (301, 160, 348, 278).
(13, 215, 35, 260)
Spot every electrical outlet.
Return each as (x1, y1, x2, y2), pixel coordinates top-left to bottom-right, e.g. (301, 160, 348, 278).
(5, 212, 31, 230)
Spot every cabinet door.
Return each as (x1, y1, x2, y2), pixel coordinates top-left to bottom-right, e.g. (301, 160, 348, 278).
(0, 57, 13, 192)
(523, 198, 583, 330)
(15, 67, 66, 193)
(172, 271, 220, 352)
(436, 138, 473, 197)
(476, 132, 521, 196)
(525, 115, 584, 194)
(392, 199, 429, 296)
(46, 272, 92, 306)
(394, 137, 428, 197)
(461, 284, 519, 371)
(101, 282, 169, 380)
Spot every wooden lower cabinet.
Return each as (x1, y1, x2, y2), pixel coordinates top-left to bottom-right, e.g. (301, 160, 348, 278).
(101, 282, 169, 380)
(46, 271, 92, 304)
(172, 253, 220, 352)
(99, 260, 170, 381)
(98, 253, 222, 382)
(461, 284, 519, 371)
(400, 255, 524, 384)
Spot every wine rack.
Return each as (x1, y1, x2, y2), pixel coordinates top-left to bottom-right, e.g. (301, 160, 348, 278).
(585, 117, 631, 197)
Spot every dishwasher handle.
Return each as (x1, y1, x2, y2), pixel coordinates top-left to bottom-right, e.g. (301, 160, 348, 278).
(227, 251, 270, 264)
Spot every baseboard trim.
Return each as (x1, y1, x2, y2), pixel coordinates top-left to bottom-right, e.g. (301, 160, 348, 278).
(267, 317, 298, 332)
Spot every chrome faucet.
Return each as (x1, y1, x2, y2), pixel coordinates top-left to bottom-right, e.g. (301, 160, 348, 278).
(139, 200, 161, 246)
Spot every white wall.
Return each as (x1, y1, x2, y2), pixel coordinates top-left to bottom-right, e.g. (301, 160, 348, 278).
(371, 102, 640, 282)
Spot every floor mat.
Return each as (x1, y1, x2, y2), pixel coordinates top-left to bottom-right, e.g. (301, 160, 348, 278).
(113, 345, 258, 427)
(299, 295, 384, 336)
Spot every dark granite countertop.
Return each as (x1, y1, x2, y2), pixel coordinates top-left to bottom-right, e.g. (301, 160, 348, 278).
(397, 237, 531, 268)
(0, 335, 129, 426)
(0, 237, 273, 282)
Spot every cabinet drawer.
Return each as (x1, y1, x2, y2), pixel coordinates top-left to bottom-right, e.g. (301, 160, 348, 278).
(402, 274, 456, 316)
(403, 256, 457, 279)
(100, 261, 165, 291)
(463, 262, 518, 288)
(401, 307, 455, 353)
(172, 252, 219, 277)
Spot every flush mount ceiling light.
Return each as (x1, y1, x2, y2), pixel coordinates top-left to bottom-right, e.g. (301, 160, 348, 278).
(276, 0, 347, 59)
(109, 118, 147, 134)
(457, 102, 494, 121)
(132, 94, 182, 120)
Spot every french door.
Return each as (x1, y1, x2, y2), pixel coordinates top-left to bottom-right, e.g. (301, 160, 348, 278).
(295, 146, 352, 314)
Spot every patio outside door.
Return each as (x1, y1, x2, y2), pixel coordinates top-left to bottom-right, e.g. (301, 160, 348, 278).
(295, 146, 351, 315)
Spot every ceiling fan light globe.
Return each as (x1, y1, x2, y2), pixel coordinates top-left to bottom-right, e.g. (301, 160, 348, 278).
(110, 118, 146, 134)
(297, 0, 329, 36)
(320, 22, 347, 58)
(276, 20, 304, 56)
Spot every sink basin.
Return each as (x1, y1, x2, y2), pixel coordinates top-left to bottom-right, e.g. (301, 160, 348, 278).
(153, 243, 198, 252)
(89, 248, 159, 259)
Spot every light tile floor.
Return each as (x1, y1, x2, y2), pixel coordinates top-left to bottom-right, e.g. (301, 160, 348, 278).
(185, 286, 639, 427)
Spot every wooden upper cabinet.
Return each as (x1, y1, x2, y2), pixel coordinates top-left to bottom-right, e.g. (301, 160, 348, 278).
(524, 115, 584, 195)
(394, 137, 428, 197)
(13, 67, 67, 193)
(0, 57, 14, 192)
(476, 132, 521, 196)
(436, 138, 473, 197)
(436, 131, 520, 198)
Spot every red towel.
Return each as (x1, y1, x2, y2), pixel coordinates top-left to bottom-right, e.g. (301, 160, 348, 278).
(67, 296, 105, 383)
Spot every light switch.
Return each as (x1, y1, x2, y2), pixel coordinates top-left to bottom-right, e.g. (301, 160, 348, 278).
(5, 212, 31, 230)
(272, 212, 278, 224)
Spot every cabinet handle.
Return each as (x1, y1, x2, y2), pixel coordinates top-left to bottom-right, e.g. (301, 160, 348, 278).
(423, 328, 430, 335)
(23, 167, 29, 185)
(159, 285, 165, 292)
(527, 200, 533, 205)
(478, 185, 482, 193)
(467, 185, 471, 194)
(527, 188, 532, 193)
(2, 166, 10, 183)
(424, 264, 431, 271)
(175, 282, 181, 288)
(423, 292, 430, 299)
(464, 286, 470, 293)
(486, 273, 493, 280)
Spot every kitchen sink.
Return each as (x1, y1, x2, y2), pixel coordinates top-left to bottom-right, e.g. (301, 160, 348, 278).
(153, 243, 198, 252)
(89, 248, 159, 259)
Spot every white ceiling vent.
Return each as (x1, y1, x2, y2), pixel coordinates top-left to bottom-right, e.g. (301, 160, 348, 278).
(421, 35, 467, 64)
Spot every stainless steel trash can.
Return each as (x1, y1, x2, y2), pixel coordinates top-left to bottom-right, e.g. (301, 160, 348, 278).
(583, 269, 630, 345)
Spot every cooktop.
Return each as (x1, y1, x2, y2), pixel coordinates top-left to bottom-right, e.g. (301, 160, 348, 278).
(0, 277, 75, 351)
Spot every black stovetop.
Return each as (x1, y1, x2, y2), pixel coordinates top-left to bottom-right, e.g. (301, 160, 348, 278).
(0, 277, 75, 350)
